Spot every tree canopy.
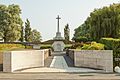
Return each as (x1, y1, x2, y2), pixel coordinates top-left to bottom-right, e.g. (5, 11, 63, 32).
(0, 4, 42, 42)
(73, 3, 120, 41)
(0, 4, 23, 42)
(31, 29, 42, 42)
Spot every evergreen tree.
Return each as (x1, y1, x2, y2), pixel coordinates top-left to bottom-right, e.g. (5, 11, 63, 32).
(25, 19, 31, 42)
(19, 26, 24, 42)
(64, 24, 70, 41)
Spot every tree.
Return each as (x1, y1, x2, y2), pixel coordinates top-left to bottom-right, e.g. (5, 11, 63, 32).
(0, 4, 23, 42)
(73, 3, 120, 41)
(25, 19, 31, 42)
(31, 29, 42, 42)
(19, 26, 24, 42)
(64, 24, 70, 41)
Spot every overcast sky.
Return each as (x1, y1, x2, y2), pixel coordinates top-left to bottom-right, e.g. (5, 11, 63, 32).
(0, 0, 120, 41)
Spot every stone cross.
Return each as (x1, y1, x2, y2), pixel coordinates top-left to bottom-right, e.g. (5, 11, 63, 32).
(56, 15, 61, 32)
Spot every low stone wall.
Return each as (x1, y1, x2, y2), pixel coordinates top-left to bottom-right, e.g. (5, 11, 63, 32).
(68, 50, 113, 72)
(3, 49, 50, 72)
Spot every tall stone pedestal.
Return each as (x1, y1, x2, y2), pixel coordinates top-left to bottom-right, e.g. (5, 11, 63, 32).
(52, 41, 65, 51)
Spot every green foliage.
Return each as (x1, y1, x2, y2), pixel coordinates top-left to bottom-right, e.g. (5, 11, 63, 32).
(40, 45, 52, 49)
(64, 44, 72, 49)
(0, 44, 25, 51)
(71, 43, 84, 49)
(73, 36, 88, 42)
(73, 23, 91, 42)
(19, 26, 24, 42)
(25, 45, 33, 49)
(73, 3, 120, 41)
(64, 24, 70, 41)
(100, 38, 120, 50)
(100, 38, 120, 67)
(0, 4, 23, 42)
(81, 42, 104, 50)
(31, 29, 42, 42)
(25, 20, 42, 42)
(25, 19, 31, 42)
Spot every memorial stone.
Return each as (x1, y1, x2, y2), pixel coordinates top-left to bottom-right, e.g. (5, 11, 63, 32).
(52, 15, 65, 51)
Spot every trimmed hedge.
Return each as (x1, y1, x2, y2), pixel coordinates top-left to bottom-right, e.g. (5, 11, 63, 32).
(100, 38, 120, 67)
(74, 36, 88, 42)
(25, 45, 33, 49)
(80, 42, 104, 50)
(40, 45, 52, 49)
(0, 44, 25, 51)
(64, 44, 72, 49)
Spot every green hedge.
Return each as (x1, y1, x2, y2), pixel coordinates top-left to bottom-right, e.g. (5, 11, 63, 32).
(25, 45, 33, 49)
(100, 38, 120, 67)
(80, 42, 104, 50)
(64, 44, 72, 49)
(40, 45, 52, 49)
(0, 44, 25, 51)
(74, 36, 88, 42)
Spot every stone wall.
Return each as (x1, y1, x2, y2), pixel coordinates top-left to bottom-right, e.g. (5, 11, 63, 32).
(68, 50, 113, 72)
(3, 49, 50, 72)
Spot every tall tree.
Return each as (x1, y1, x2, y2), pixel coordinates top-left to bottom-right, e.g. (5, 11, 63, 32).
(64, 24, 70, 41)
(0, 4, 23, 42)
(25, 19, 31, 42)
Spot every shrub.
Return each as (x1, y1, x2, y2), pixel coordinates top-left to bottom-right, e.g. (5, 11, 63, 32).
(100, 38, 120, 67)
(71, 42, 84, 49)
(81, 42, 104, 50)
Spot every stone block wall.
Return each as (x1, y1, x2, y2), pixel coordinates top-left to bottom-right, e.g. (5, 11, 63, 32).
(3, 49, 50, 72)
(68, 50, 113, 72)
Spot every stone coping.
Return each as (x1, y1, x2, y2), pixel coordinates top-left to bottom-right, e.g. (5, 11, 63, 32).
(69, 49, 112, 51)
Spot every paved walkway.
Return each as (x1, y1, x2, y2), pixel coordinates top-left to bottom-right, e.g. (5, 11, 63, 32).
(0, 72, 120, 80)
